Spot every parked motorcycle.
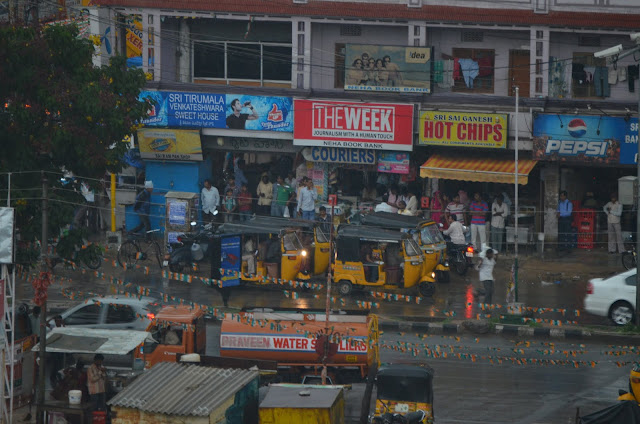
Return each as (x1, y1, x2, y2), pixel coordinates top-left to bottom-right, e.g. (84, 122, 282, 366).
(622, 233, 637, 270)
(448, 242, 475, 275)
(371, 410, 427, 424)
(167, 222, 215, 273)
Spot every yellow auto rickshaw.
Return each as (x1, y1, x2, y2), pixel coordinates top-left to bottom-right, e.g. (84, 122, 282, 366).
(357, 212, 450, 283)
(333, 226, 436, 296)
(219, 218, 311, 283)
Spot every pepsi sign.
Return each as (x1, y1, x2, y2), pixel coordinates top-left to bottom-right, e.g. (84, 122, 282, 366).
(533, 114, 622, 164)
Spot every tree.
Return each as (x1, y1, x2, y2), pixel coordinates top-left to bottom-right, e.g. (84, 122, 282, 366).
(0, 23, 149, 244)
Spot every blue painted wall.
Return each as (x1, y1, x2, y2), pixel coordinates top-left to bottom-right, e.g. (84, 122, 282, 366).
(125, 158, 212, 233)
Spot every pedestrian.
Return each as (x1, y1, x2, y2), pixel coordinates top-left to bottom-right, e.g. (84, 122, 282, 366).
(360, 242, 378, 282)
(242, 236, 257, 275)
(490, 195, 509, 253)
(87, 354, 107, 411)
(443, 215, 466, 246)
(469, 192, 489, 250)
(556, 190, 573, 252)
(273, 175, 293, 218)
(431, 191, 444, 225)
(222, 188, 237, 223)
(234, 159, 248, 188)
(603, 193, 624, 253)
(237, 184, 253, 221)
(285, 172, 297, 192)
(256, 172, 273, 216)
(397, 200, 413, 216)
(130, 180, 153, 235)
(405, 189, 419, 216)
(387, 185, 400, 212)
(445, 193, 465, 224)
(317, 206, 331, 234)
(29, 306, 41, 337)
(297, 178, 318, 220)
(201, 179, 219, 224)
(475, 248, 497, 304)
(223, 176, 240, 198)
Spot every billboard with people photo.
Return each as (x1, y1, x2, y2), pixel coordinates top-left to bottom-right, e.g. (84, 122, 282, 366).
(344, 44, 431, 93)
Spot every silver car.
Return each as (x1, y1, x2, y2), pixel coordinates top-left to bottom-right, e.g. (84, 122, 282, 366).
(53, 296, 160, 331)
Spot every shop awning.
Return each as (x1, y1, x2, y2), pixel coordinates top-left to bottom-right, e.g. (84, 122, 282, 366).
(420, 154, 537, 185)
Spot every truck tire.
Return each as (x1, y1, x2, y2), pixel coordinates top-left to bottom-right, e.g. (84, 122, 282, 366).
(337, 280, 353, 296)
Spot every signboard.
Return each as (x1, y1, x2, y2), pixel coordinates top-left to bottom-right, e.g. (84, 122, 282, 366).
(221, 236, 241, 287)
(302, 147, 376, 165)
(125, 14, 142, 68)
(378, 152, 410, 174)
(293, 100, 413, 151)
(140, 91, 293, 132)
(419, 111, 507, 148)
(205, 138, 299, 153)
(533, 114, 637, 164)
(344, 44, 431, 93)
(168, 201, 187, 226)
(138, 129, 203, 161)
(220, 333, 367, 354)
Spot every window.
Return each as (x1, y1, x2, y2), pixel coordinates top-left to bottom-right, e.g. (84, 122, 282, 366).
(625, 275, 637, 286)
(452, 48, 495, 93)
(340, 24, 362, 37)
(334, 43, 346, 88)
(571, 53, 606, 98)
(65, 304, 102, 326)
(106, 304, 136, 324)
(193, 42, 292, 83)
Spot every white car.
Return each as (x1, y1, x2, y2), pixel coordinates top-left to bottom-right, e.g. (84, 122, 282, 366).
(52, 296, 159, 331)
(585, 269, 637, 326)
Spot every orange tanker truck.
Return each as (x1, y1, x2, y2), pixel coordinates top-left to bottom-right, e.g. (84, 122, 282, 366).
(219, 309, 380, 383)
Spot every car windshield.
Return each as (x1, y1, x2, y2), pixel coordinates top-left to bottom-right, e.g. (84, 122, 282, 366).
(421, 223, 444, 245)
(405, 239, 422, 257)
(376, 376, 431, 403)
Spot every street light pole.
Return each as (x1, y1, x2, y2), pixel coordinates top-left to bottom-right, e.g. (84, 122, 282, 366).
(514, 86, 519, 303)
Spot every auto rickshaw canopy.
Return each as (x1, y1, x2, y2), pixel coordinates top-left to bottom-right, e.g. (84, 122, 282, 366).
(358, 212, 429, 230)
(337, 225, 411, 243)
(375, 364, 434, 404)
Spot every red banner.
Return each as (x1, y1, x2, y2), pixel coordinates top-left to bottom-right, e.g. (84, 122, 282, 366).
(293, 99, 413, 151)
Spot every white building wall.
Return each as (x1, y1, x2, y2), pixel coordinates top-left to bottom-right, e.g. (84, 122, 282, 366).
(310, 23, 408, 90)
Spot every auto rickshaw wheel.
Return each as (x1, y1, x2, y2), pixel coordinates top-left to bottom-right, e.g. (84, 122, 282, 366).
(419, 282, 435, 297)
(337, 280, 353, 296)
(169, 261, 185, 273)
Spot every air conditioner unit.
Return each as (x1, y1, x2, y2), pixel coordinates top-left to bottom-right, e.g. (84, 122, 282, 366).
(408, 0, 421, 7)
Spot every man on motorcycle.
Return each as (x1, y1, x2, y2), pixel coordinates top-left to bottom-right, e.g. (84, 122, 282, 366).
(443, 215, 466, 247)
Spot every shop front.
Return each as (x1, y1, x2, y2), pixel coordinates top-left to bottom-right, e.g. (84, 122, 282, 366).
(532, 113, 637, 246)
(293, 99, 416, 215)
(418, 110, 540, 249)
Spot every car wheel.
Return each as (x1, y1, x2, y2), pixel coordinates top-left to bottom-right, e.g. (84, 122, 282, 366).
(609, 301, 634, 326)
(337, 280, 352, 296)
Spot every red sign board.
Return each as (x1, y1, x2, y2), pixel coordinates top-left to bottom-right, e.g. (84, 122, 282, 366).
(293, 99, 414, 151)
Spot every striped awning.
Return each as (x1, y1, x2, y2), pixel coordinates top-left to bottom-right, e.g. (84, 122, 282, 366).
(420, 154, 537, 185)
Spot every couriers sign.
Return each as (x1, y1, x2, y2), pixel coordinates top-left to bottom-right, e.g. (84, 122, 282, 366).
(419, 111, 507, 148)
(293, 99, 414, 151)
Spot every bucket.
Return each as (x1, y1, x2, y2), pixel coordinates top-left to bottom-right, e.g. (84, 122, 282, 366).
(68, 389, 82, 405)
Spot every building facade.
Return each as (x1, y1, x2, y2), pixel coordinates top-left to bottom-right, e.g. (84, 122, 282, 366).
(84, 0, 640, 243)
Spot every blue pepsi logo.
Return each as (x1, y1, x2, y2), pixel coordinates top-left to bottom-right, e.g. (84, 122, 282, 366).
(568, 118, 587, 138)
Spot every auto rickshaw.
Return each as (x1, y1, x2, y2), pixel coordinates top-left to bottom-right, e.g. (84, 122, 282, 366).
(333, 226, 436, 296)
(219, 219, 311, 283)
(369, 364, 434, 424)
(356, 212, 450, 283)
(247, 216, 331, 277)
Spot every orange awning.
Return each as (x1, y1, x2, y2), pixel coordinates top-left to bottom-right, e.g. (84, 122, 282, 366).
(420, 154, 537, 185)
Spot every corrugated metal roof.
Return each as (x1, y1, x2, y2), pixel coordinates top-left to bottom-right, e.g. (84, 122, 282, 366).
(34, 328, 150, 355)
(108, 362, 259, 416)
(260, 385, 342, 409)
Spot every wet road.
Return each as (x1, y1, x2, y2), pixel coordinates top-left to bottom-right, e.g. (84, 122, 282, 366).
(17, 247, 625, 326)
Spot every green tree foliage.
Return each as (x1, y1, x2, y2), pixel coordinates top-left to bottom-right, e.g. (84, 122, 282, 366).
(0, 23, 149, 244)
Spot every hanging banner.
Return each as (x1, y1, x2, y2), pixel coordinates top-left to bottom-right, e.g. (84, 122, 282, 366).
(124, 14, 142, 68)
(533, 114, 635, 164)
(302, 147, 376, 164)
(419, 111, 507, 148)
(221, 236, 241, 287)
(293, 99, 414, 151)
(137, 129, 203, 161)
(377, 151, 410, 174)
(344, 45, 431, 93)
(140, 91, 293, 132)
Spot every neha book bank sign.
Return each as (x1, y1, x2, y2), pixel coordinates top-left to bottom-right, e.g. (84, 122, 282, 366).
(293, 99, 414, 151)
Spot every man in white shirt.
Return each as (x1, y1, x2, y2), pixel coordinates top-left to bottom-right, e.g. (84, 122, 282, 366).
(603, 193, 624, 253)
(475, 248, 497, 304)
(405, 190, 418, 216)
(297, 179, 318, 220)
(490, 196, 509, 253)
(201, 179, 219, 224)
(443, 215, 466, 245)
(374, 194, 396, 213)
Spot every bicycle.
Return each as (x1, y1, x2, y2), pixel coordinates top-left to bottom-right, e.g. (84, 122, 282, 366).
(50, 229, 103, 270)
(117, 229, 163, 269)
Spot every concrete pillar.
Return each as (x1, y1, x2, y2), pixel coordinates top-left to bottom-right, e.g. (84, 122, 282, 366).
(541, 162, 559, 246)
(291, 17, 311, 89)
(530, 27, 549, 97)
(177, 19, 191, 83)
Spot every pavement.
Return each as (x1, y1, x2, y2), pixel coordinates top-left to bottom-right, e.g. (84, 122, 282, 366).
(15, 235, 640, 343)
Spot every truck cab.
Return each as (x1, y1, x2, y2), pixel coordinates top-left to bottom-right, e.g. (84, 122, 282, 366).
(136, 305, 207, 368)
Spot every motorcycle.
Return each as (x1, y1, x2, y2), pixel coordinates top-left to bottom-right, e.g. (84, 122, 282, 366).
(372, 410, 427, 424)
(447, 242, 475, 276)
(166, 222, 215, 273)
(622, 233, 636, 270)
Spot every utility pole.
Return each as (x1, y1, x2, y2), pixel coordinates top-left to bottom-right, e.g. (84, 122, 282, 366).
(321, 197, 336, 385)
(514, 86, 519, 303)
(36, 173, 48, 424)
